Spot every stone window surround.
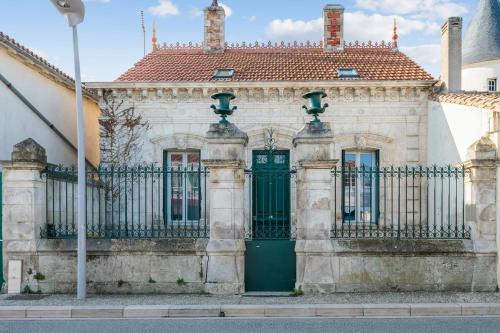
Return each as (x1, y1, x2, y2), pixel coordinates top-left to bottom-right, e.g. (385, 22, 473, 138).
(150, 130, 396, 167)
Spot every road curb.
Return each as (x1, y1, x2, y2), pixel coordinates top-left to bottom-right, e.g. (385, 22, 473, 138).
(0, 303, 500, 319)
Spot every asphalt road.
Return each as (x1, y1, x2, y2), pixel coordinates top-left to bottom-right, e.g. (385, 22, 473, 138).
(1, 317, 499, 333)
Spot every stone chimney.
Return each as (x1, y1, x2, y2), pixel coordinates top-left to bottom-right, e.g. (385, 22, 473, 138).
(323, 4, 344, 52)
(204, 0, 225, 54)
(440, 17, 463, 92)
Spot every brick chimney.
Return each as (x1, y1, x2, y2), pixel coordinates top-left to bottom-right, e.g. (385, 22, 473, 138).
(323, 4, 344, 52)
(204, 0, 225, 54)
(440, 17, 463, 92)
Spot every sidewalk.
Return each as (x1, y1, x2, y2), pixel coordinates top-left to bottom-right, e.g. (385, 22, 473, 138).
(1, 292, 500, 319)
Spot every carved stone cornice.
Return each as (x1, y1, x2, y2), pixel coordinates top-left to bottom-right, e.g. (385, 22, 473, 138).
(91, 84, 432, 105)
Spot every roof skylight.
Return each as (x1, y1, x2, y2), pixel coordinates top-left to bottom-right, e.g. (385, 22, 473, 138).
(338, 68, 359, 78)
(212, 68, 235, 80)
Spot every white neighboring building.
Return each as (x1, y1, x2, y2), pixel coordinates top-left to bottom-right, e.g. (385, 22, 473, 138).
(428, 93, 499, 165)
(0, 32, 100, 167)
(461, 0, 500, 92)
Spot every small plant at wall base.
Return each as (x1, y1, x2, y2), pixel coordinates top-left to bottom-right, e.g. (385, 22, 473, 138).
(22, 285, 41, 295)
(176, 278, 187, 286)
(148, 277, 156, 284)
(290, 286, 304, 297)
(33, 272, 45, 281)
(117, 280, 126, 288)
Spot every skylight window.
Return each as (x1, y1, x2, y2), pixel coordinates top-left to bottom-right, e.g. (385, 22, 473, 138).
(338, 68, 359, 78)
(212, 68, 235, 80)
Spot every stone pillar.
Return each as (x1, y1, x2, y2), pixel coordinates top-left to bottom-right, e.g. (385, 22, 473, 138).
(463, 136, 499, 287)
(2, 139, 47, 290)
(293, 123, 338, 293)
(202, 123, 248, 294)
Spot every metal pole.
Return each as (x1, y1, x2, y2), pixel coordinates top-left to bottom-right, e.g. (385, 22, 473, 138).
(72, 25, 87, 300)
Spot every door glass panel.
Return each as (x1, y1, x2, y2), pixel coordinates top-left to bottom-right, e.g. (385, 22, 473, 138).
(274, 155, 286, 165)
(256, 155, 268, 164)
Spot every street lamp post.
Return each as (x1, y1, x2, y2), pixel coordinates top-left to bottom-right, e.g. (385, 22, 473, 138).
(49, 0, 87, 299)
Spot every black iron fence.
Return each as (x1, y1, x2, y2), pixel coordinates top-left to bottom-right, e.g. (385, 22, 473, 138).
(42, 164, 470, 241)
(331, 165, 470, 239)
(42, 165, 209, 239)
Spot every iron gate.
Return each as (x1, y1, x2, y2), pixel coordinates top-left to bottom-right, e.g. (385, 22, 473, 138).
(244, 150, 296, 292)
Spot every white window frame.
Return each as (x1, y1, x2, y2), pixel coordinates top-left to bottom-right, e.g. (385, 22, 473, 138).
(165, 151, 202, 224)
(343, 151, 377, 223)
(488, 78, 497, 92)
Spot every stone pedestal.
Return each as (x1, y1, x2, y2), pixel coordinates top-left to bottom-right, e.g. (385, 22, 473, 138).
(2, 139, 47, 291)
(293, 123, 338, 293)
(202, 123, 248, 294)
(463, 136, 499, 287)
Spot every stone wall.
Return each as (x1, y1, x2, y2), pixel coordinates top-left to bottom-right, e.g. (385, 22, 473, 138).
(30, 239, 208, 294)
(18, 239, 497, 294)
(327, 240, 496, 292)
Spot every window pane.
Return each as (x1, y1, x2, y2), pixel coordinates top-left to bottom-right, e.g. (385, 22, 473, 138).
(187, 152, 200, 167)
(360, 153, 373, 168)
(170, 154, 183, 168)
(169, 153, 183, 220)
(343, 151, 377, 223)
(171, 170, 183, 221)
(344, 153, 356, 165)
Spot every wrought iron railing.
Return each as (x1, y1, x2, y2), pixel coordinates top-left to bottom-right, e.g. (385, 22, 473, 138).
(42, 165, 209, 239)
(331, 166, 470, 240)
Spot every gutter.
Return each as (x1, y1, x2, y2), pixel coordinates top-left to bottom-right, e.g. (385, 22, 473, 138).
(0, 72, 95, 167)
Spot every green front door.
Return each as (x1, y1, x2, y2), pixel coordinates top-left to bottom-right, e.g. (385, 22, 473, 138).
(245, 150, 296, 292)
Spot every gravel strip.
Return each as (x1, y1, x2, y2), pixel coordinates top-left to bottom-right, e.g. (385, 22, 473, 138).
(1, 292, 500, 307)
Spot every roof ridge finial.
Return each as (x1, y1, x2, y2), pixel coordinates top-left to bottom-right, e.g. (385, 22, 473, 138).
(211, 0, 218, 7)
(152, 23, 158, 51)
(392, 18, 399, 50)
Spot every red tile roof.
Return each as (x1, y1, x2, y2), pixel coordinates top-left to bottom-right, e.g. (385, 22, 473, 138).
(430, 92, 500, 112)
(0, 31, 96, 99)
(116, 41, 434, 82)
(1, 31, 74, 83)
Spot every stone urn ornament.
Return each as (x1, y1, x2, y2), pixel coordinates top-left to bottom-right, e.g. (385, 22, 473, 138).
(302, 91, 329, 124)
(210, 92, 238, 124)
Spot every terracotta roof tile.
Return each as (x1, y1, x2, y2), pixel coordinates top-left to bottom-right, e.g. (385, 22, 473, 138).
(1, 31, 74, 83)
(430, 92, 500, 112)
(116, 42, 434, 82)
(0, 31, 95, 98)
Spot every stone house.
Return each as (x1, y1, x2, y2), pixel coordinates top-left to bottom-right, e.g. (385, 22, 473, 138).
(1, 1, 500, 294)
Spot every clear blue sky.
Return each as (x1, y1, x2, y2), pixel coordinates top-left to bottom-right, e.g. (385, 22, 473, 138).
(0, 0, 478, 81)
